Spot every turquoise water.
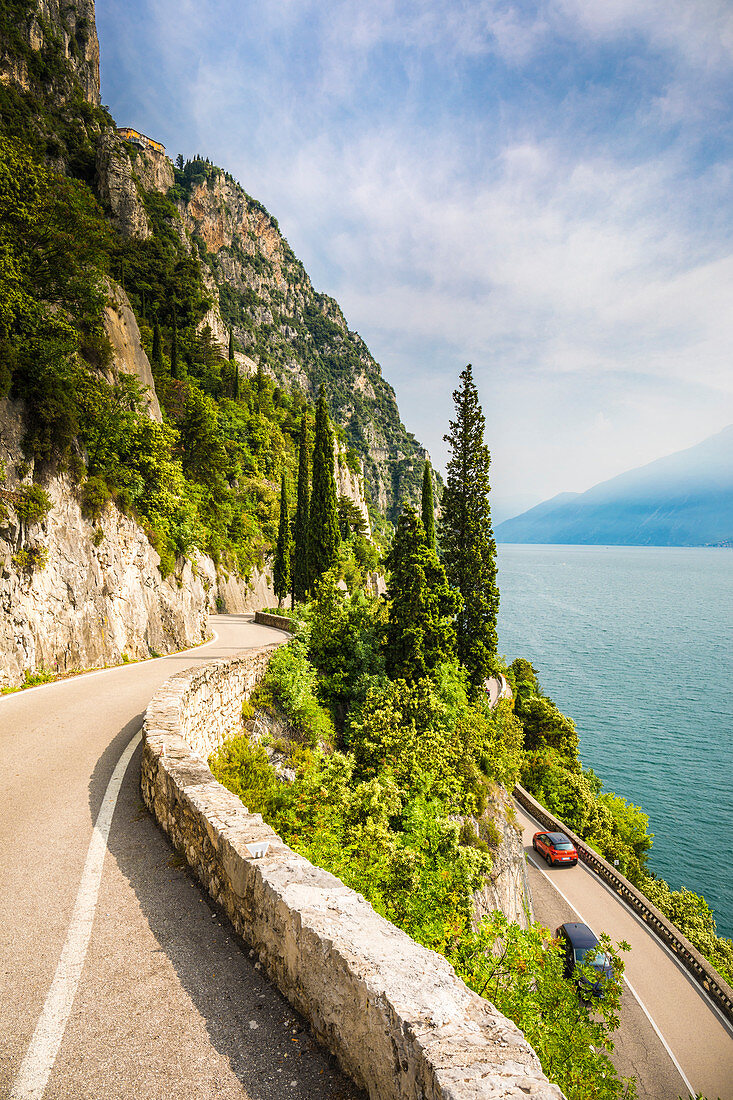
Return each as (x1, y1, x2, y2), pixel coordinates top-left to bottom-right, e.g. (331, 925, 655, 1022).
(496, 544, 733, 940)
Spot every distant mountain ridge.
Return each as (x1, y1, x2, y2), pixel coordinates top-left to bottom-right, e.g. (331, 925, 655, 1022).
(496, 426, 733, 546)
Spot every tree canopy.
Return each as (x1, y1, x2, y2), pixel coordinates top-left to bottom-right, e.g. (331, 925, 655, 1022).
(440, 364, 499, 688)
(383, 505, 461, 681)
(273, 473, 292, 607)
(421, 458, 436, 549)
(309, 391, 340, 582)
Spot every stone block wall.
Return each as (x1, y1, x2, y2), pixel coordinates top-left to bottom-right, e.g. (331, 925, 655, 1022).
(141, 647, 564, 1100)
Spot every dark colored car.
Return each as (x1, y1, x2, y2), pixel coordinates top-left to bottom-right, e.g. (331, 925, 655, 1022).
(556, 922, 614, 999)
(532, 830, 578, 866)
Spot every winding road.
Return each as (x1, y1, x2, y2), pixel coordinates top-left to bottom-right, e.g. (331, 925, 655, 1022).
(0, 615, 364, 1100)
(516, 802, 733, 1100)
(2, 613, 732, 1100)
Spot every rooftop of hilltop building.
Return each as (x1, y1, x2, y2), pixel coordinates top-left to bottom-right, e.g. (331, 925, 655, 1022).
(116, 127, 166, 155)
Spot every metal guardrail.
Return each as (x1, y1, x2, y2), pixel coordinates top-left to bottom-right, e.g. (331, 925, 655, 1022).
(514, 783, 733, 1027)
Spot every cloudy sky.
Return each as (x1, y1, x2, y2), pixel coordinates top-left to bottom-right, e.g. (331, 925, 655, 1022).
(97, 0, 733, 521)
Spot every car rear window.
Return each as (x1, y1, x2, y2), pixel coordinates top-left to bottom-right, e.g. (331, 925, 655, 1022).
(550, 834, 574, 849)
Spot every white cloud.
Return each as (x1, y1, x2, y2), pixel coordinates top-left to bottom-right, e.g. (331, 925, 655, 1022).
(97, 0, 733, 513)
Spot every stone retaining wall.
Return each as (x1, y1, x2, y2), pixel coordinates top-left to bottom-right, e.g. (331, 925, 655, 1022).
(514, 784, 733, 1026)
(253, 610, 296, 631)
(141, 647, 564, 1100)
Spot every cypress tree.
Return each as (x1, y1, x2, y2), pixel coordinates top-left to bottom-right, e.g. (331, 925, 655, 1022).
(421, 459, 436, 549)
(309, 390, 340, 583)
(151, 320, 162, 370)
(228, 330, 240, 400)
(273, 474, 292, 609)
(439, 364, 499, 688)
(383, 505, 460, 681)
(292, 409, 310, 605)
(170, 311, 179, 379)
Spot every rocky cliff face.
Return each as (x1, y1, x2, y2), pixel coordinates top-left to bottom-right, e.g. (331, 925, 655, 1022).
(103, 284, 162, 420)
(335, 439, 371, 538)
(0, 395, 279, 689)
(0, 0, 99, 106)
(472, 786, 534, 930)
(173, 166, 428, 518)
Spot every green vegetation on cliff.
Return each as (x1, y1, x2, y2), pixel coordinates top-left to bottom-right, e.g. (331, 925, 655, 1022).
(0, 0, 432, 590)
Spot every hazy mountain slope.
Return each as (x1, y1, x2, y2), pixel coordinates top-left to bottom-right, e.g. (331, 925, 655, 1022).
(496, 426, 733, 546)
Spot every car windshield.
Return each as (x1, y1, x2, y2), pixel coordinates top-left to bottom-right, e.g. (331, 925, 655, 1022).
(576, 946, 611, 970)
(552, 839, 574, 850)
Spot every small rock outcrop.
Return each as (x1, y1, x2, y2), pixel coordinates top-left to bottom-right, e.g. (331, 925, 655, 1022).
(335, 438, 371, 538)
(95, 132, 152, 240)
(473, 787, 534, 930)
(103, 284, 162, 421)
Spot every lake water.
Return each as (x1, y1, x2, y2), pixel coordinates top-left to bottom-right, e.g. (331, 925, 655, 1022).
(496, 544, 733, 939)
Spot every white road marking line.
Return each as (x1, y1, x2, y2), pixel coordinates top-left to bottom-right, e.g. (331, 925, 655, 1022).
(525, 848, 697, 1098)
(523, 805, 733, 1038)
(10, 729, 143, 1100)
(584, 855, 733, 1038)
(0, 628, 220, 704)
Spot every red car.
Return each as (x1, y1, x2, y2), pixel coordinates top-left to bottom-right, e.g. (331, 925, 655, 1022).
(533, 831, 578, 867)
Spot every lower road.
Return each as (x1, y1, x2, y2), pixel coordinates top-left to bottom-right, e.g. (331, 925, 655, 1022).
(0, 615, 364, 1100)
(516, 802, 733, 1100)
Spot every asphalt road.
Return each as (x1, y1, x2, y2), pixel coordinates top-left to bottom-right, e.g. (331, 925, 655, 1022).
(0, 615, 365, 1100)
(517, 803, 733, 1100)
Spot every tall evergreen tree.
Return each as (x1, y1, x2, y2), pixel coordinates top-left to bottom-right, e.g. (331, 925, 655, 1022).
(309, 390, 340, 582)
(421, 459, 436, 549)
(273, 473, 292, 609)
(440, 364, 499, 687)
(292, 409, 310, 605)
(383, 505, 460, 681)
(170, 311, 180, 379)
(151, 320, 162, 371)
(228, 329, 240, 400)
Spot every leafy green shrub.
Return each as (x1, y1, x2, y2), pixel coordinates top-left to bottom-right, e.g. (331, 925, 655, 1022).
(454, 914, 634, 1100)
(81, 476, 110, 521)
(14, 484, 52, 525)
(263, 639, 335, 745)
(22, 666, 55, 687)
(12, 545, 48, 572)
(639, 876, 733, 986)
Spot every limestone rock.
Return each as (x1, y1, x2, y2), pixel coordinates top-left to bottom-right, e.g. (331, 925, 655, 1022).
(0, 0, 100, 105)
(95, 131, 151, 240)
(335, 438, 372, 539)
(103, 284, 162, 422)
(0, 412, 216, 689)
(471, 787, 534, 931)
(135, 146, 175, 195)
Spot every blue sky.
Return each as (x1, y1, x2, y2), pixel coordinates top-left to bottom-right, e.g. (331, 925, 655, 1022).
(97, 0, 733, 520)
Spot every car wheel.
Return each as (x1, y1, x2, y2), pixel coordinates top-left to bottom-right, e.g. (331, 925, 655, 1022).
(532, 839, 537, 851)
(545, 853, 553, 866)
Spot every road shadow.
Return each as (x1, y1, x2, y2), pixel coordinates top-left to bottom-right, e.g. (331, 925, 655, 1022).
(90, 735, 365, 1100)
